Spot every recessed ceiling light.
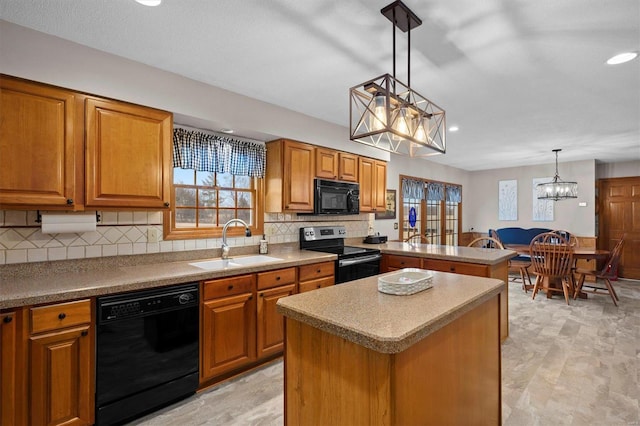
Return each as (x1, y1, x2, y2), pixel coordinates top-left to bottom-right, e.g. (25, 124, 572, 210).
(135, 0, 161, 6)
(449, 126, 459, 132)
(221, 128, 234, 134)
(606, 52, 638, 65)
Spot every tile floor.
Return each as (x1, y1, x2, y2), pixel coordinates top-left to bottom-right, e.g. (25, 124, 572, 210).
(130, 278, 640, 426)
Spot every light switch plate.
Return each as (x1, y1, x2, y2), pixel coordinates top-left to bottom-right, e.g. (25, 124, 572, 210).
(147, 228, 160, 243)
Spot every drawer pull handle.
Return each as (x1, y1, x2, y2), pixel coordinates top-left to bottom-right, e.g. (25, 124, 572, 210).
(276, 276, 281, 281)
(3, 316, 12, 324)
(450, 267, 456, 272)
(228, 285, 234, 290)
(66, 198, 74, 205)
(81, 330, 88, 337)
(260, 293, 264, 297)
(248, 295, 253, 300)
(58, 313, 66, 320)
(317, 284, 321, 288)
(316, 269, 321, 273)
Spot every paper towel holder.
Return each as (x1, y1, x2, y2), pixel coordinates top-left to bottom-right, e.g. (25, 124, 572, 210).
(35, 210, 101, 224)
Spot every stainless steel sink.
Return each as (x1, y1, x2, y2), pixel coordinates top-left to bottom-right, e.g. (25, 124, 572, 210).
(189, 255, 282, 270)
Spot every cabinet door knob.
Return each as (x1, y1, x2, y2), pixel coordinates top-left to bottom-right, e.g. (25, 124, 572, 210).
(58, 313, 66, 320)
(164, 202, 170, 207)
(81, 330, 88, 337)
(260, 293, 264, 297)
(248, 295, 253, 300)
(66, 198, 74, 205)
(3, 316, 12, 324)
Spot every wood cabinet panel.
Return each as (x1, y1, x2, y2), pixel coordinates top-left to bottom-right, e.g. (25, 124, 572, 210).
(30, 299, 91, 334)
(298, 276, 335, 293)
(29, 324, 93, 426)
(85, 97, 172, 209)
(339, 153, 358, 182)
(359, 157, 387, 212)
(201, 292, 256, 380)
(423, 259, 489, 277)
(315, 147, 338, 179)
(0, 75, 84, 209)
(1, 312, 18, 426)
(265, 139, 314, 212)
(257, 267, 297, 290)
(298, 261, 334, 282)
(382, 254, 421, 271)
(257, 284, 296, 359)
(203, 275, 255, 300)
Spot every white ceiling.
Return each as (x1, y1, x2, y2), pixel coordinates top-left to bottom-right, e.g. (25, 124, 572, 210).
(1, 0, 639, 171)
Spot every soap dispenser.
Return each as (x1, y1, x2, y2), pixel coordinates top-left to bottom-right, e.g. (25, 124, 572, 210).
(259, 234, 268, 254)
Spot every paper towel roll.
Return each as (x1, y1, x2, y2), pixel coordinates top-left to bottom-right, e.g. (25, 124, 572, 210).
(41, 212, 97, 234)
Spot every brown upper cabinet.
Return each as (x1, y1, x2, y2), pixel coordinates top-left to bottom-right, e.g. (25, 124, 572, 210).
(85, 97, 172, 209)
(358, 157, 387, 212)
(265, 139, 315, 213)
(0, 76, 84, 210)
(315, 147, 358, 182)
(0, 75, 172, 211)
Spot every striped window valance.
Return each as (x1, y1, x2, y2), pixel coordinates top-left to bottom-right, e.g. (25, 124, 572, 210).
(426, 182, 444, 201)
(402, 178, 424, 200)
(446, 185, 462, 203)
(173, 128, 266, 178)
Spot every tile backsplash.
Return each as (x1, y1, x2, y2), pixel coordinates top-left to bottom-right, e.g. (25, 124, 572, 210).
(0, 210, 371, 265)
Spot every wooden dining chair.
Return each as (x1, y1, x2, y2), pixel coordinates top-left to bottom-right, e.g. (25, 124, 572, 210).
(491, 229, 532, 292)
(404, 234, 427, 244)
(467, 237, 504, 249)
(573, 235, 625, 306)
(529, 232, 574, 304)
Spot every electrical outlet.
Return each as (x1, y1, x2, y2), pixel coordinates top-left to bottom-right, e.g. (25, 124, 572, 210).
(147, 228, 159, 243)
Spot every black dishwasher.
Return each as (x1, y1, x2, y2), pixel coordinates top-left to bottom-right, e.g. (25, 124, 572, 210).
(96, 283, 199, 425)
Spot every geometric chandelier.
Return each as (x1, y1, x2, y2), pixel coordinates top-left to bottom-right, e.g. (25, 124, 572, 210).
(536, 149, 578, 201)
(349, 1, 446, 157)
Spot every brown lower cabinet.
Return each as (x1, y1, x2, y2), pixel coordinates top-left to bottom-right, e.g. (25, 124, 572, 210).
(381, 254, 509, 342)
(0, 300, 94, 426)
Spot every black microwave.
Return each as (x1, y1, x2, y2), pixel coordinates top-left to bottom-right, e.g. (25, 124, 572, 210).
(313, 179, 360, 215)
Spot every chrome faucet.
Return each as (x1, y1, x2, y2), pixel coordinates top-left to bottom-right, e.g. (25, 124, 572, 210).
(221, 219, 252, 259)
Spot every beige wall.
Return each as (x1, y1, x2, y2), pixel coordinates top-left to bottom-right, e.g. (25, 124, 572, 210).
(596, 160, 640, 179)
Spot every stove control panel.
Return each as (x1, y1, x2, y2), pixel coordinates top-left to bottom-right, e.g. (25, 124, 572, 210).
(300, 226, 346, 241)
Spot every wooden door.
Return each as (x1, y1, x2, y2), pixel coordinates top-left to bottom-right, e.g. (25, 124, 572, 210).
(599, 177, 640, 279)
(256, 284, 295, 359)
(283, 140, 314, 211)
(373, 160, 387, 212)
(0, 76, 84, 209)
(85, 97, 172, 209)
(338, 153, 358, 182)
(30, 325, 93, 426)
(315, 147, 338, 179)
(201, 293, 255, 380)
(1, 312, 17, 426)
(359, 157, 374, 212)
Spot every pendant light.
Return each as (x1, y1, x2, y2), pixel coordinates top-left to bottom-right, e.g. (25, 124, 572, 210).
(349, 1, 446, 157)
(536, 149, 578, 201)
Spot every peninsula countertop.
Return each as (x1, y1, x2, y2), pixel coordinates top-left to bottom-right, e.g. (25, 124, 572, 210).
(0, 246, 335, 309)
(348, 240, 517, 265)
(276, 270, 504, 354)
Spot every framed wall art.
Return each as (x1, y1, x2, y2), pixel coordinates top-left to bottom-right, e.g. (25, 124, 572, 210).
(532, 177, 554, 221)
(376, 189, 396, 219)
(498, 179, 518, 220)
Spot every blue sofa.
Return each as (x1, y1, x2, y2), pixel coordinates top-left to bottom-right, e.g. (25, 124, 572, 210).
(491, 227, 553, 246)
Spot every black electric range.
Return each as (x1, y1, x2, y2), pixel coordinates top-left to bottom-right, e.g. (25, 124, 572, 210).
(299, 226, 381, 283)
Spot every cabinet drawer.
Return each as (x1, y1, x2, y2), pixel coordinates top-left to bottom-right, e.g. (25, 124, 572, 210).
(257, 268, 297, 290)
(203, 274, 255, 300)
(30, 299, 91, 334)
(424, 259, 489, 277)
(298, 261, 334, 281)
(299, 276, 335, 293)
(385, 255, 421, 269)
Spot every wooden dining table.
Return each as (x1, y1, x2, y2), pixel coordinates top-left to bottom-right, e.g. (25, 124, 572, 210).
(504, 244, 610, 299)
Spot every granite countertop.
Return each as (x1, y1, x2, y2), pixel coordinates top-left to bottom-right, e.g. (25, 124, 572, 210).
(0, 246, 335, 309)
(276, 270, 503, 354)
(349, 240, 516, 265)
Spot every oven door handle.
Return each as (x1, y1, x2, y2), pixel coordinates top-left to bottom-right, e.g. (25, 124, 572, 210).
(338, 253, 382, 267)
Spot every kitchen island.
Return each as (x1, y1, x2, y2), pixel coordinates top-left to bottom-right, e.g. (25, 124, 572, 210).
(277, 271, 503, 426)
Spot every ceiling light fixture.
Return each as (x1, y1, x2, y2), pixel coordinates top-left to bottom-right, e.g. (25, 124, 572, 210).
(349, 1, 446, 157)
(606, 52, 638, 65)
(135, 0, 162, 6)
(536, 149, 578, 201)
